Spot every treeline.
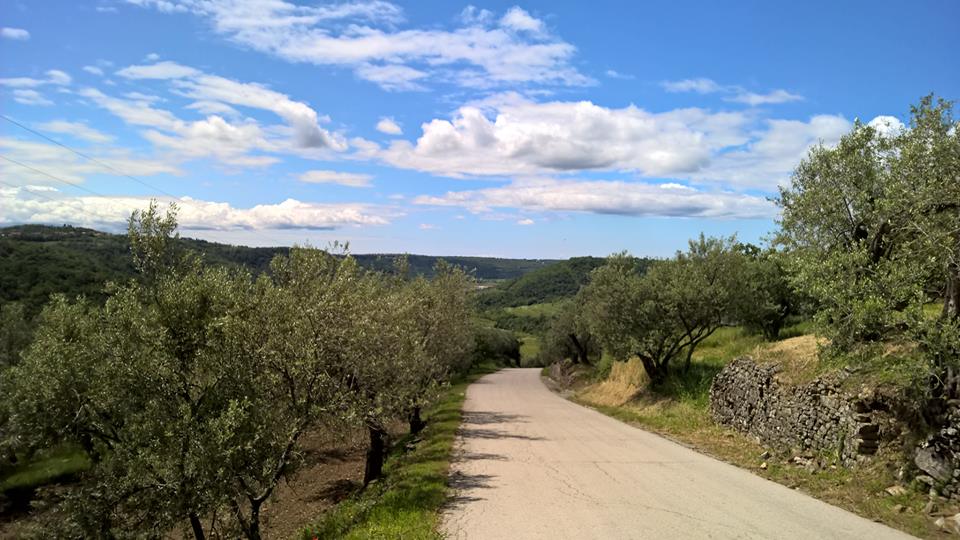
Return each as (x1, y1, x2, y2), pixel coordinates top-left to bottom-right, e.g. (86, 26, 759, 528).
(540, 96, 960, 408)
(0, 204, 485, 539)
(0, 224, 559, 318)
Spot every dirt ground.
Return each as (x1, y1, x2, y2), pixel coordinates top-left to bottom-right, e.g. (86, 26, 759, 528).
(0, 426, 378, 540)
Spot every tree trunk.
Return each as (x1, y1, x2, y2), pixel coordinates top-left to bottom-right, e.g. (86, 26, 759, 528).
(683, 346, 694, 373)
(364, 425, 388, 486)
(246, 500, 262, 540)
(637, 355, 666, 385)
(409, 406, 426, 435)
(568, 334, 590, 365)
(943, 259, 960, 322)
(189, 513, 206, 540)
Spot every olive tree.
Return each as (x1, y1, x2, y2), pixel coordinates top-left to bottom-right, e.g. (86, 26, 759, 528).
(778, 95, 960, 398)
(400, 261, 475, 435)
(777, 96, 960, 350)
(539, 297, 599, 366)
(733, 246, 797, 340)
(582, 236, 742, 383)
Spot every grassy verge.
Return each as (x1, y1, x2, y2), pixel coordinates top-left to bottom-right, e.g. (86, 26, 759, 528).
(559, 326, 949, 538)
(298, 363, 499, 539)
(0, 445, 90, 493)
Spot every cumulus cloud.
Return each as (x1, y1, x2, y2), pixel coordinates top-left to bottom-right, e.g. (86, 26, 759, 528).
(691, 114, 852, 188)
(517, 218, 534, 225)
(1, 27, 30, 40)
(376, 117, 403, 135)
(500, 7, 544, 33)
(867, 115, 905, 138)
(299, 169, 373, 187)
(360, 95, 750, 178)
(81, 62, 346, 166)
(414, 178, 775, 219)
(126, 1, 590, 90)
(83, 65, 105, 76)
(35, 120, 115, 143)
(0, 191, 392, 231)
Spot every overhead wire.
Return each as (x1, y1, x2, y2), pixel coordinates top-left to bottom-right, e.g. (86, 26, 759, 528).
(0, 113, 178, 198)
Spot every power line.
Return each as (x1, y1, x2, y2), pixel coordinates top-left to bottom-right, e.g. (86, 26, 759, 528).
(0, 113, 177, 198)
(0, 154, 109, 198)
(0, 178, 60, 203)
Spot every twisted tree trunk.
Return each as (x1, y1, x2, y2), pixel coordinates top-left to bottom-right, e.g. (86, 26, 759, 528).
(364, 425, 388, 486)
(409, 406, 426, 435)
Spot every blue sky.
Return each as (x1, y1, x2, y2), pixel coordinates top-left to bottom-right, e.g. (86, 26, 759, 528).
(2, 0, 957, 257)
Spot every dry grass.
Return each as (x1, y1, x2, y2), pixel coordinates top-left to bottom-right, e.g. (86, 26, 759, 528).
(752, 334, 823, 385)
(578, 357, 648, 406)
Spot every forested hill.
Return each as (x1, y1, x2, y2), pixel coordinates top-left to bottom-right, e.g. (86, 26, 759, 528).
(477, 255, 656, 308)
(0, 224, 558, 315)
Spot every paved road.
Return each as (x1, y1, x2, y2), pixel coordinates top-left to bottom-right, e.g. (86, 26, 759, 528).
(441, 368, 914, 540)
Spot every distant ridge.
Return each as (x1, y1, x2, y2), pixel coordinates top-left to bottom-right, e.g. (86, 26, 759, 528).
(0, 224, 559, 315)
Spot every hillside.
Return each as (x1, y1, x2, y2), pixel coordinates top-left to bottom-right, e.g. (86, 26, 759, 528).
(477, 255, 655, 308)
(0, 225, 559, 316)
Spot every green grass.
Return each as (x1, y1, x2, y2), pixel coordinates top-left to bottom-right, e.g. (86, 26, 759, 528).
(298, 363, 499, 540)
(502, 301, 563, 318)
(0, 445, 90, 492)
(518, 334, 542, 366)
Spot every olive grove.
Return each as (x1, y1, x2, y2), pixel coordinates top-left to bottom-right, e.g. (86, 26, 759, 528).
(0, 203, 478, 539)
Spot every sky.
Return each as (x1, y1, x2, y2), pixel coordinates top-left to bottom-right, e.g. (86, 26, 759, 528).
(1, 0, 958, 258)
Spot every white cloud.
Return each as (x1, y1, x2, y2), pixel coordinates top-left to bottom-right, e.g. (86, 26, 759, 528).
(0, 192, 392, 231)
(517, 218, 534, 225)
(46, 70, 72, 85)
(361, 95, 750, 178)
(376, 117, 403, 135)
(867, 115, 905, 138)
(35, 120, 115, 143)
(116, 60, 199, 79)
(127, 1, 590, 90)
(663, 78, 803, 106)
(83, 63, 346, 166)
(186, 100, 239, 116)
(355, 63, 428, 91)
(144, 52, 161, 61)
(662, 78, 723, 94)
(83, 65, 105, 76)
(0, 69, 72, 88)
(691, 114, 851, 188)
(500, 7, 544, 33)
(727, 89, 803, 106)
(1, 27, 30, 40)
(11, 89, 53, 106)
(414, 177, 775, 219)
(299, 169, 373, 187)
(419, 223, 437, 230)
(0, 136, 179, 184)
(460, 5, 494, 25)
(605, 69, 634, 80)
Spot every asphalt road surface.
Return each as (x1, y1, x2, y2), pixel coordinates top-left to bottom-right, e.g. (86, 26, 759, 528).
(441, 368, 914, 539)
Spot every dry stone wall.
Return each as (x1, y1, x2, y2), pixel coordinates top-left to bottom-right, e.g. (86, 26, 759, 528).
(709, 357, 900, 465)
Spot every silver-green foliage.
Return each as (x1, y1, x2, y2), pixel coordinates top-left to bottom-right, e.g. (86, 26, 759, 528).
(777, 96, 960, 359)
(1, 203, 477, 539)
